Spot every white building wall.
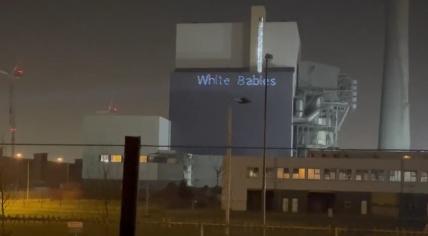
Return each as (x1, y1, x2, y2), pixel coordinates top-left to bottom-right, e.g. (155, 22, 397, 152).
(158, 117, 171, 151)
(264, 22, 300, 69)
(176, 23, 246, 68)
(175, 22, 301, 70)
(81, 115, 171, 180)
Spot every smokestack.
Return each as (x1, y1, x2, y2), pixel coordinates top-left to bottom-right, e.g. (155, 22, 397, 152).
(378, 0, 410, 150)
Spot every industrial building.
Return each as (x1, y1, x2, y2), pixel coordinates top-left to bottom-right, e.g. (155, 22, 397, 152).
(170, 6, 357, 155)
(80, 115, 223, 187)
(169, 2, 418, 222)
(81, 0, 416, 222)
(82, 5, 357, 184)
(81, 115, 175, 182)
(222, 151, 428, 220)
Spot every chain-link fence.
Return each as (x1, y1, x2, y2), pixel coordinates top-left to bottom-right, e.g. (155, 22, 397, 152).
(1, 143, 428, 235)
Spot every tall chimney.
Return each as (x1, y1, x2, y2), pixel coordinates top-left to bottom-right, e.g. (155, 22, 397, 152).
(378, 0, 410, 150)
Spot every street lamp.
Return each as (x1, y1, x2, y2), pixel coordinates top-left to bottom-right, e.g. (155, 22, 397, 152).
(400, 154, 412, 193)
(56, 157, 69, 184)
(261, 53, 273, 226)
(0, 66, 24, 159)
(225, 97, 251, 229)
(15, 152, 30, 200)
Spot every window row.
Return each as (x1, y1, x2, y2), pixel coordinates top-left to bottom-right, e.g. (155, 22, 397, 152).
(99, 154, 148, 163)
(247, 167, 428, 183)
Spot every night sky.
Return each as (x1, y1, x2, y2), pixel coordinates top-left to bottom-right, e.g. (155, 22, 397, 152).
(0, 0, 427, 160)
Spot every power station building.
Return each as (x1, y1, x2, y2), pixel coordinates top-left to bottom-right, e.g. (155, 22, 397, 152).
(170, 6, 356, 155)
(81, 2, 421, 221)
(170, 3, 423, 222)
(83, 6, 357, 186)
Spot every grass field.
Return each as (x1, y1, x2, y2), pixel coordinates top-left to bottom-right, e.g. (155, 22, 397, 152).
(6, 199, 121, 220)
(3, 199, 428, 236)
(1, 199, 407, 227)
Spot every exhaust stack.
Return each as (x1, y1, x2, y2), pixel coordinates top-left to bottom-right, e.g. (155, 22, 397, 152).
(378, 0, 410, 150)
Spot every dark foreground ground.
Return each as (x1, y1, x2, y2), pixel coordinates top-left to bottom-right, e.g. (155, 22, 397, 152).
(3, 199, 428, 236)
(4, 222, 428, 236)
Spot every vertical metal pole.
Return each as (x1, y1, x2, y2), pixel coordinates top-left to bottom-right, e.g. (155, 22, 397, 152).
(119, 136, 140, 236)
(26, 159, 30, 200)
(200, 223, 204, 236)
(225, 105, 232, 229)
(261, 54, 272, 226)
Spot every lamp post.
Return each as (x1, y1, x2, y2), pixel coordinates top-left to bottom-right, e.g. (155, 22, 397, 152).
(225, 97, 251, 229)
(261, 53, 273, 226)
(0, 66, 24, 159)
(400, 154, 411, 193)
(56, 157, 69, 184)
(399, 154, 411, 221)
(15, 153, 30, 200)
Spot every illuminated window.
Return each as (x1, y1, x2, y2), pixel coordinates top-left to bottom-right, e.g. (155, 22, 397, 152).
(338, 169, 352, 180)
(99, 154, 110, 163)
(111, 155, 123, 163)
(404, 171, 416, 182)
(389, 170, 401, 182)
(370, 169, 385, 181)
(307, 168, 321, 180)
(292, 168, 305, 179)
(139, 155, 148, 163)
(248, 167, 259, 178)
(324, 169, 336, 180)
(355, 170, 369, 181)
(277, 168, 290, 179)
(421, 171, 428, 183)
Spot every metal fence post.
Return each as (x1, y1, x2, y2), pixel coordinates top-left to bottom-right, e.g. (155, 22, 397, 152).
(200, 223, 204, 236)
(119, 136, 140, 236)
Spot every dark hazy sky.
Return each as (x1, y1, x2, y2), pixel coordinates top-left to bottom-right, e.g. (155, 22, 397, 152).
(0, 0, 427, 159)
